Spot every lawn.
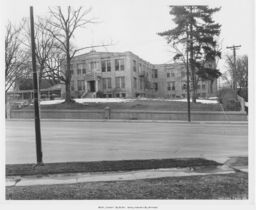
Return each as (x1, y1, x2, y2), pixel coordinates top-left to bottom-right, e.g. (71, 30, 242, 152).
(21, 98, 223, 111)
(6, 158, 220, 176)
(6, 172, 248, 199)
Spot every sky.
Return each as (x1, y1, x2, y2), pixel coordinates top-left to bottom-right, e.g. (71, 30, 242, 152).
(1, 0, 254, 73)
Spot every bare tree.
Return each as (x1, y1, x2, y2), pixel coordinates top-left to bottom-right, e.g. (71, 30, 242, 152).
(44, 6, 95, 103)
(5, 21, 30, 93)
(44, 49, 65, 85)
(225, 54, 248, 89)
(21, 17, 64, 89)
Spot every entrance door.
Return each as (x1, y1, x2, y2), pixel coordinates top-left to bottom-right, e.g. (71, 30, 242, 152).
(89, 80, 95, 92)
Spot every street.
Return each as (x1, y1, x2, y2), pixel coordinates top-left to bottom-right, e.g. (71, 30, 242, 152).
(6, 120, 248, 164)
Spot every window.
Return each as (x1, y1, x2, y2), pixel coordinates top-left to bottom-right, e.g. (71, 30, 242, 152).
(133, 60, 136, 72)
(139, 77, 143, 90)
(167, 82, 171, 91)
(153, 69, 158, 78)
(121, 93, 126, 98)
(102, 78, 107, 89)
(171, 72, 175, 77)
(115, 77, 125, 89)
(182, 84, 187, 90)
(202, 84, 206, 90)
(77, 80, 85, 91)
(107, 78, 112, 88)
(138, 63, 142, 73)
(102, 60, 111, 72)
(116, 93, 120, 98)
(107, 60, 111, 72)
(115, 59, 125, 71)
(77, 63, 85, 75)
(102, 78, 112, 89)
(90, 61, 98, 71)
(168, 82, 175, 91)
(133, 77, 137, 89)
(197, 84, 201, 89)
(101, 61, 106, 72)
(121, 77, 125, 88)
(153, 83, 158, 91)
(167, 72, 170, 78)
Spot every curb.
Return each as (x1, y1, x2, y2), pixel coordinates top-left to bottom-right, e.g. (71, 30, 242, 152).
(6, 118, 248, 125)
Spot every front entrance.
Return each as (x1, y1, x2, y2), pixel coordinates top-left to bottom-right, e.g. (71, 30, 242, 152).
(88, 80, 95, 92)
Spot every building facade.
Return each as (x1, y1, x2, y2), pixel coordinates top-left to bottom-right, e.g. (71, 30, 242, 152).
(67, 50, 217, 98)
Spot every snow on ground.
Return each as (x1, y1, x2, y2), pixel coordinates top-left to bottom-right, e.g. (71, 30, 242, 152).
(74, 98, 135, 103)
(40, 97, 218, 105)
(171, 98, 218, 104)
(40, 99, 65, 105)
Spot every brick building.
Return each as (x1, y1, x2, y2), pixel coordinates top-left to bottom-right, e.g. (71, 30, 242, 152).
(67, 50, 217, 98)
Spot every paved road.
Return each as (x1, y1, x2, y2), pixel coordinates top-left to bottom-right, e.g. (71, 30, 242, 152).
(6, 120, 248, 164)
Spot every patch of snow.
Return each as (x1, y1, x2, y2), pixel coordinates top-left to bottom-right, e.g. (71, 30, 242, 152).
(40, 99, 64, 105)
(171, 99, 218, 104)
(208, 97, 218, 100)
(39, 97, 219, 105)
(74, 98, 135, 103)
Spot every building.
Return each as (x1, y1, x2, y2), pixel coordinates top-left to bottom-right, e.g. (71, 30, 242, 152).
(67, 50, 217, 98)
(155, 62, 218, 99)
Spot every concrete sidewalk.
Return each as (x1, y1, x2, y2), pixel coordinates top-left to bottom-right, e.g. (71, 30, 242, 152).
(6, 160, 248, 187)
(5, 165, 234, 187)
(7, 118, 248, 125)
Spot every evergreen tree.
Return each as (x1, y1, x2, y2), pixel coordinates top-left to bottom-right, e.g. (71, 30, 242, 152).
(159, 6, 222, 102)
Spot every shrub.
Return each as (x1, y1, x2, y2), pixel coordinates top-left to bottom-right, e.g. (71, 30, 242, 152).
(217, 87, 240, 111)
(96, 91, 104, 98)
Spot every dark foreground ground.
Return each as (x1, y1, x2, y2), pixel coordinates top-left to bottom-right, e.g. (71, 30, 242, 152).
(6, 157, 248, 200)
(6, 172, 247, 200)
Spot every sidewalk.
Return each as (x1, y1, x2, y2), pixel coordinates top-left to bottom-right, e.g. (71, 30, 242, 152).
(6, 157, 248, 187)
(6, 118, 248, 125)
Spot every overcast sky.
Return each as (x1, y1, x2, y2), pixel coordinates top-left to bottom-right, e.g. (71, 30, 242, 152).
(1, 0, 254, 73)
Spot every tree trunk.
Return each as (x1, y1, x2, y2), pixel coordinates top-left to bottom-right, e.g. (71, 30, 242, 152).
(210, 80, 213, 94)
(189, 6, 197, 103)
(65, 81, 72, 103)
(65, 35, 72, 103)
(189, 18, 197, 103)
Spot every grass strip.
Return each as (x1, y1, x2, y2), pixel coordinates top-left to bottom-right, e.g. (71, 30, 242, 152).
(6, 158, 220, 176)
(22, 100, 223, 111)
(6, 172, 247, 200)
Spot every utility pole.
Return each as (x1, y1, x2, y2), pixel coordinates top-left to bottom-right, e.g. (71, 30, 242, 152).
(226, 45, 241, 93)
(30, 6, 43, 165)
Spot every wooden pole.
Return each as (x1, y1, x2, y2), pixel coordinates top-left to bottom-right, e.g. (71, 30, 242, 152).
(30, 6, 43, 164)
